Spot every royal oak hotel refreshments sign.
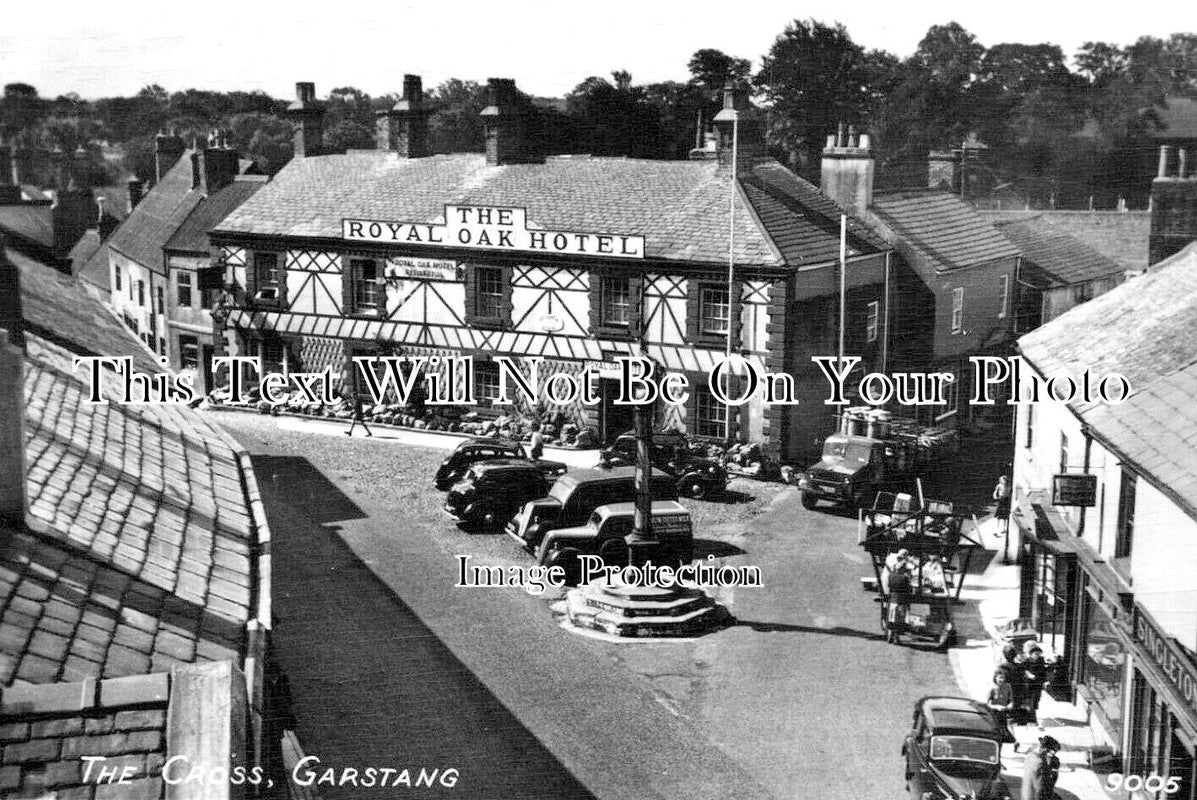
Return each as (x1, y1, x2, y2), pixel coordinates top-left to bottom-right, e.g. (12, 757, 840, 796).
(343, 205, 646, 259)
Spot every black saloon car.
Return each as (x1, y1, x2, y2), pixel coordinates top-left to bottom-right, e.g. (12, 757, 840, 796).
(902, 696, 1010, 800)
(443, 460, 560, 532)
(433, 437, 565, 490)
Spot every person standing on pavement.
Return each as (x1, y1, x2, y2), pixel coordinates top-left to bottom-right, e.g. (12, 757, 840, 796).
(1021, 643, 1051, 724)
(1020, 735, 1061, 800)
(987, 669, 1016, 741)
(527, 423, 544, 461)
(994, 475, 1012, 520)
(344, 386, 373, 437)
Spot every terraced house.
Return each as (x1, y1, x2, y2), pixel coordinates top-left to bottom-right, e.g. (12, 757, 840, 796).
(211, 78, 897, 463)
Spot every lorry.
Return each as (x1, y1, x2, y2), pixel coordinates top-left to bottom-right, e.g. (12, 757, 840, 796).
(506, 466, 679, 552)
(536, 501, 694, 585)
(797, 407, 958, 510)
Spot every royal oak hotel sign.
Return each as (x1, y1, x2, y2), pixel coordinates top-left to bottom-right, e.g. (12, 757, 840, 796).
(343, 205, 645, 259)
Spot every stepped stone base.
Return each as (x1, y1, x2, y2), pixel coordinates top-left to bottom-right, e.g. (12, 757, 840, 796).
(561, 578, 731, 639)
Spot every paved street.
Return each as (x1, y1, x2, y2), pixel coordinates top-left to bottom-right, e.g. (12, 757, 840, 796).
(218, 411, 966, 799)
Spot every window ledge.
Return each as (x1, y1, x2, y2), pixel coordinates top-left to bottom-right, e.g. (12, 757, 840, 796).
(465, 314, 509, 330)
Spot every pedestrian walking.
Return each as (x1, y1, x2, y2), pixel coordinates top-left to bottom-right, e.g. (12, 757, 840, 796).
(527, 424, 544, 461)
(345, 387, 373, 437)
(1020, 735, 1061, 800)
(987, 669, 1016, 741)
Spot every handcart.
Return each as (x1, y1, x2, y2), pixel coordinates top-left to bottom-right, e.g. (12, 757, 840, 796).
(859, 485, 984, 650)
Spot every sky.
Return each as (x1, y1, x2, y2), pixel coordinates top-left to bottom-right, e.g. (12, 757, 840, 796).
(2, 0, 1193, 100)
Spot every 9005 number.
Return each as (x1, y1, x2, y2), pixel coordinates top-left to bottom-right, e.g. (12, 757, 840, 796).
(1105, 773, 1182, 794)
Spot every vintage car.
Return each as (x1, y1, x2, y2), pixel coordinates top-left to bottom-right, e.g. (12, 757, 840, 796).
(506, 467, 679, 551)
(433, 437, 566, 490)
(598, 430, 727, 499)
(442, 460, 560, 532)
(902, 696, 1011, 800)
(536, 501, 694, 584)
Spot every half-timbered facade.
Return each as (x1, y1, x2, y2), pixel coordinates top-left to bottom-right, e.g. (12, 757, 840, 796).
(210, 79, 895, 463)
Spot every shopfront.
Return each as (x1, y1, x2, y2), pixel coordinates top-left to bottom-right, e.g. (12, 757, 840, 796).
(1125, 605, 1197, 800)
(1077, 576, 1130, 750)
(1014, 492, 1082, 692)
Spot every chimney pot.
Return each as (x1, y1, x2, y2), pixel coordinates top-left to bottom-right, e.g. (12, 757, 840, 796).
(837, 122, 847, 148)
(1179, 148, 1189, 180)
(1158, 145, 1174, 179)
(297, 82, 316, 103)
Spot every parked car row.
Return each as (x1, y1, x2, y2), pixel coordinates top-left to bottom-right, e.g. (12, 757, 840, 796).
(436, 436, 696, 584)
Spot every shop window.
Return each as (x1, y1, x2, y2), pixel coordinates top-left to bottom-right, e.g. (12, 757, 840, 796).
(692, 384, 726, 439)
(349, 258, 381, 314)
(865, 300, 879, 343)
(176, 272, 193, 307)
(1115, 469, 1137, 559)
(259, 336, 284, 370)
(951, 287, 964, 332)
(179, 335, 199, 370)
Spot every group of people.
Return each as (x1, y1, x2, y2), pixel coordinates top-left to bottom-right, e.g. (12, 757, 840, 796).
(987, 640, 1053, 731)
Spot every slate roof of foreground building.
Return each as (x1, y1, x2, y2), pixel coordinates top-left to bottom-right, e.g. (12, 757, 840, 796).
(0, 247, 271, 797)
(1018, 241, 1197, 518)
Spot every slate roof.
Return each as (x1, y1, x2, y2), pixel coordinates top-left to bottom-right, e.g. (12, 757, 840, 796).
(105, 151, 200, 274)
(215, 152, 887, 268)
(1018, 242, 1197, 517)
(741, 162, 888, 263)
(9, 248, 157, 373)
(870, 189, 1020, 273)
(990, 217, 1125, 285)
(0, 204, 53, 250)
(980, 210, 1150, 273)
(166, 177, 268, 254)
(1, 251, 263, 687)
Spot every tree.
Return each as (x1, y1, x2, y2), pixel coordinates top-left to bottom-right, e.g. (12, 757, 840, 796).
(427, 79, 487, 153)
(755, 19, 874, 175)
(323, 119, 375, 152)
(687, 48, 751, 95)
(1, 83, 45, 139)
(871, 22, 986, 167)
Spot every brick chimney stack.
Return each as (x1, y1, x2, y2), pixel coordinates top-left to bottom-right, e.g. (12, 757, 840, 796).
(480, 78, 539, 166)
(0, 237, 27, 524)
(155, 129, 186, 182)
(376, 74, 431, 158)
(127, 176, 145, 212)
(192, 129, 240, 195)
(712, 83, 766, 171)
(1149, 144, 1197, 266)
(286, 82, 325, 158)
(820, 123, 875, 216)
